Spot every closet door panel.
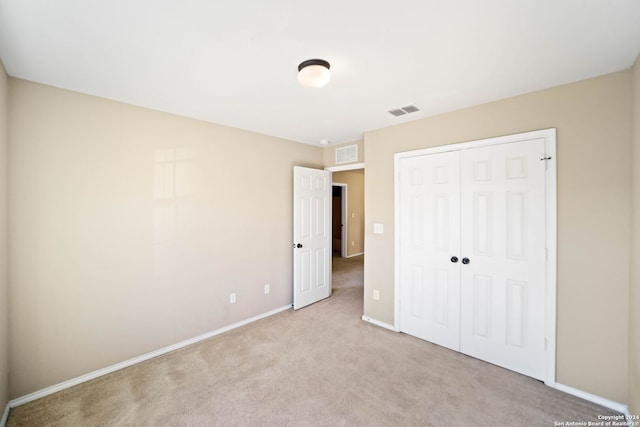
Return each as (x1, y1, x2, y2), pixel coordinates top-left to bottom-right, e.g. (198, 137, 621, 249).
(398, 152, 461, 351)
(459, 139, 547, 381)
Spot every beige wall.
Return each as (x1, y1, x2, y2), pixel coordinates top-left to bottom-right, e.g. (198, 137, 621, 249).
(0, 60, 8, 411)
(332, 170, 364, 256)
(3, 63, 637, 410)
(630, 54, 640, 415)
(8, 79, 323, 397)
(363, 72, 631, 403)
(323, 140, 364, 167)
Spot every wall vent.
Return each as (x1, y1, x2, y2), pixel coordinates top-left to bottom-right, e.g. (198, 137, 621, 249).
(336, 144, 358, 164)
(388, 104, 420, 117)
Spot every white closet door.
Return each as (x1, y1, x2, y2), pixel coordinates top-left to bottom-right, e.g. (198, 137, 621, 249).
(459, 138, 547, 380)
(398, 152, 461, 351)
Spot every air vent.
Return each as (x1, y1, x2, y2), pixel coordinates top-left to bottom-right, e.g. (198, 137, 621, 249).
(388, 104, 420, 117)
(335, 144, 358, 164)
(389, 109, 406, 117)
(401, 104, 420, 113)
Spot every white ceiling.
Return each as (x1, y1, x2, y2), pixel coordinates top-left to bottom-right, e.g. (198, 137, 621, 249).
(1, 1, 639, 146)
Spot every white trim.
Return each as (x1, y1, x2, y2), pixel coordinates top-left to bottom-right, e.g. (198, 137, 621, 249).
(325, 162, 365, 172)
(393, 151, 402, 332)
(8, 304, 292, 409)
(361, 315, 399, 332)
(1, 402, 9, 427)
(544, 129, 558, 387)
(394, 130, 552, 159)
(393, 128, 557, 386)
(554, 383, 629, 415)
(342, 185, 348, 257)
(345, 252, 364, 258)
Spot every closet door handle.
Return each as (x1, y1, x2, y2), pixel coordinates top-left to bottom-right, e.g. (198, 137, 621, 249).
(462, 257, 470, 265)
(450, 256, 459, 263)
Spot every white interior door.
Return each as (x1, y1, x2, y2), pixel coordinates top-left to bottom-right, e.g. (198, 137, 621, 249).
(398, 151, 461, 351)
(293, 166, 332, 310)
(459, 139, 547, 380)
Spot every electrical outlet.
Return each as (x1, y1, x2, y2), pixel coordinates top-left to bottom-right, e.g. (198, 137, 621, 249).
(230, 293, 236, 304)
(351, 241, 355, 247)
(264, 284, 270, 294)
(373, 290, 380, 301)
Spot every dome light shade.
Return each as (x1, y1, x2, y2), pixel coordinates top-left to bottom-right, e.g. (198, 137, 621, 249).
(298, 59, 331, 88)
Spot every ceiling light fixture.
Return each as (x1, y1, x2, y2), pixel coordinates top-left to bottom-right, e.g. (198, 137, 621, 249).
(297, 59, 331, 88)
(319, 139, 330, 145)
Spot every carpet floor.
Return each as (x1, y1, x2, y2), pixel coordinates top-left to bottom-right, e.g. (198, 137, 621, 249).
(7, 255, 618, 426)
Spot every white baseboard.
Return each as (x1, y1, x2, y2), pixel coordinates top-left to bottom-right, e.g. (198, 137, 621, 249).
(361, 315, 399, 332)
(8, 305, 630, 422)
(8, 304, 292, 409)
(555, 383, 629, 415)
(345, 252, 364, 258)
(1, 402, 9, 427)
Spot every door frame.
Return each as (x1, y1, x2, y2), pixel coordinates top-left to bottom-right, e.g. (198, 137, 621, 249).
(393, 128, 557, 386)
(325, 162, 365, 173)
(332, 183, 348, 257)
(326, 162, 366, 259)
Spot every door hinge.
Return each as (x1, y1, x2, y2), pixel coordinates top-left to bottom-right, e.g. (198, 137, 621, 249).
(540, 156, 552, 171)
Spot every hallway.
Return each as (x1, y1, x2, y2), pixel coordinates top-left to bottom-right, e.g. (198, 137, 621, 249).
(332, 254, 363, 290)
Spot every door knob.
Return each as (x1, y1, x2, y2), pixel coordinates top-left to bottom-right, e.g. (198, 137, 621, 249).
(462, 257, 470, 264)
(450, 256, 459, 263)
(296, 243, 303, 248)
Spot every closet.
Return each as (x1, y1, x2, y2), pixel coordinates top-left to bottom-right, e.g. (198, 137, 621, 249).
(395, 129, 556, 383)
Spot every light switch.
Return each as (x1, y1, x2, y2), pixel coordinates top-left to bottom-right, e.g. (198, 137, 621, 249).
(373, 223, 384, 234)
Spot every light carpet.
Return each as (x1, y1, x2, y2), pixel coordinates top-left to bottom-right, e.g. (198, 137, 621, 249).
(7, 255, 618, 426)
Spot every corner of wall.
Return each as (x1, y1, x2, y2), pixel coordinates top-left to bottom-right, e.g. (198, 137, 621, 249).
(0, 58, 10, 419)
(629, 53, 640, 416)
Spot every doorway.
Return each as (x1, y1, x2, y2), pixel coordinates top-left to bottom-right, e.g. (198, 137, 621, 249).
(325, 163, 365, 299)
(327, 166, 365, 293)
(332, 184, 347, 257)
(330, 169, 365, 259)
